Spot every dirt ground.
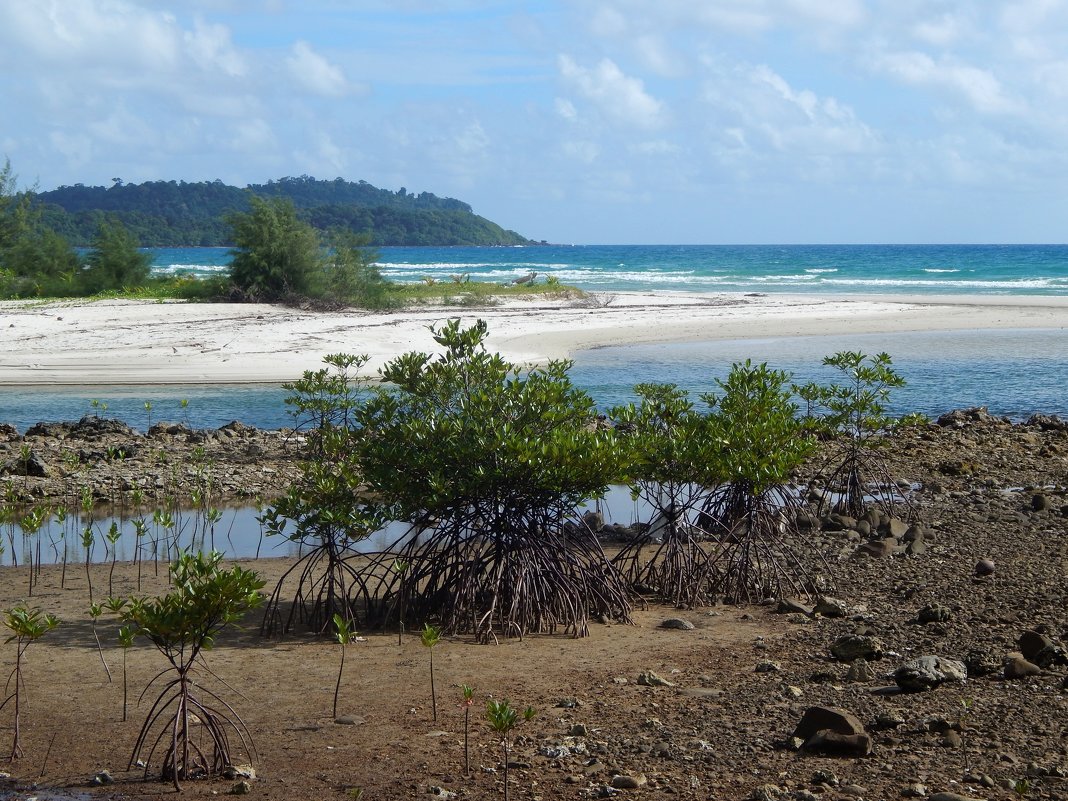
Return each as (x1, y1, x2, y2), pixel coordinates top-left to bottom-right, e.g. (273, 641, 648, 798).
(0, 414, 1065, 801)
(0, 557, 784, 801)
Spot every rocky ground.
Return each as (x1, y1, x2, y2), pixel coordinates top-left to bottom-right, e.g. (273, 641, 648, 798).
(0, 415, 303, 508)
(0, 408, 1064, 801)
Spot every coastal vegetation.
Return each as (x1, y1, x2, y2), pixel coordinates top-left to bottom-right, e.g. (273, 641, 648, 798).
(1, 158, 565, 306)
(255, 326, 908, 643)
(805, 351, 920, 520)
(262, 320, 633, 642)
(1, 605, 59, 760)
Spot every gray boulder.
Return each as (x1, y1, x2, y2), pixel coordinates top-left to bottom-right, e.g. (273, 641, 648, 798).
(894, 656, 967, 692)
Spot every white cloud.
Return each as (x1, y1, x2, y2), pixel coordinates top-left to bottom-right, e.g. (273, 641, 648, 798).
(228, 118, 276, 152)
(294, 130, 347, 175)
(454, 121, 490, 156)
(872, 50, 1022, 115)
(562, 140, 600, 163)
(286, 41, 350, 97)
(557, 55, 665, 130)
(699, 58, 877, 164)
(555, 98, 578, 121)
(87, 105, 155, 146)
(185, 17, 246, 77)
(0, 0, 182, 71)
(784, 0, 865, 27)
(911, 13, 965, 47)
(48, 130, 93, 167)
(634, 34, 687, 78)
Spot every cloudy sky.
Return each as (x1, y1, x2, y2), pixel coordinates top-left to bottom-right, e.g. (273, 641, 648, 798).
(2, 0, 1067, 244)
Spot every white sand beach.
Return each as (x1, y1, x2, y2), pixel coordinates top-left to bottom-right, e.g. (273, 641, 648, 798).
(2, 292, 1067, 385)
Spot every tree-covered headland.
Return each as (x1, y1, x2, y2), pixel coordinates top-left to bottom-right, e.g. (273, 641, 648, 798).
(38, 174, 530, 248)
(0, 159, 551, 304)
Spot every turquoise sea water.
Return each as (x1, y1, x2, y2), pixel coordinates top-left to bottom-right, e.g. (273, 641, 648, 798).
(150, 243, 1068, 295)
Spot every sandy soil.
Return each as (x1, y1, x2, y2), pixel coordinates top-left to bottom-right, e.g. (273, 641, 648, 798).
(0, 556, 780, 801)
(2, 293, 1068, 385)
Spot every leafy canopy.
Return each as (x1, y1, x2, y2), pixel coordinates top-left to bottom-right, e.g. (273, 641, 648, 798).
(703, 359, 815, 495)
(120, 551, 264, 662)
(611, 382, 720, 498)
(817, 350, 907, 443)
(82, 217, 152, 293)
(358, 318, 622, 523)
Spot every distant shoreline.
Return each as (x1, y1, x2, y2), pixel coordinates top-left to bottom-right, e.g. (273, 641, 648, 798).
(2, 292, 1067, 386)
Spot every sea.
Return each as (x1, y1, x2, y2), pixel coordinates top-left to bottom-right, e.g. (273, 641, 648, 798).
(3, 243, 1067, 563)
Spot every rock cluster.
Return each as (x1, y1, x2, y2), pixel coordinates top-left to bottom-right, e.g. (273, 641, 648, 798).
(0, 415, 302, 507)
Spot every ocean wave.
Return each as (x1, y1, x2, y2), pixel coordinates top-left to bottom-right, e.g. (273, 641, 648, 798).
(376, 261, 571, 270)
(820, 276, 1066, 290)
(152, 264, 229, 274)
(804, 268, 838, 274)
(923, 268, 961, 273)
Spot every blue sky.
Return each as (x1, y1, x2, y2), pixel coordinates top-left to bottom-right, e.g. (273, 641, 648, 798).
(2, 0, 1067, 244)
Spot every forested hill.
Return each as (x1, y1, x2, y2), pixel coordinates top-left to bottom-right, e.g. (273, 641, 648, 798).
(36, 175, 532, 247)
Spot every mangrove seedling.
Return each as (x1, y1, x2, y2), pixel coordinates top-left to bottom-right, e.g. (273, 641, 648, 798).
(88, 602, 113, 682)
(1, 605, 59, 760)
(144, 401, 153, 430)
(19, 505, 51, 596)
(958, 696, 974, 773)
(118, 624, 134, 722)
(132, 517, 148, 590)
(82, 523, 96, 602)
(421, 623, 441, 721)
(807, 350, 913, 519)
(259, 355, 385, 637)
(392, 558, 409, 645)
(106, 521, 122, 597)
(120, 551, 264, 789)
(104, 597, 130, 716)
(460, 684, 474, 775)
(331, 612, 356, 720)
(485, 699, 535, 801)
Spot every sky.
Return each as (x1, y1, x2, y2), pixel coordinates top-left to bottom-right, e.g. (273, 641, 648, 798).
(1, 1, 1067, 245)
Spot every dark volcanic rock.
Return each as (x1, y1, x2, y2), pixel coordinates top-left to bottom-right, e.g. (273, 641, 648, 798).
(1018, 630, 1067, 668)
(1003, 653, 1043, 679)
(793, 707, 872, 757)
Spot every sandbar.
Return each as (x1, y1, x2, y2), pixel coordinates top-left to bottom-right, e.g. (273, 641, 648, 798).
(1, 292, 1066, 385)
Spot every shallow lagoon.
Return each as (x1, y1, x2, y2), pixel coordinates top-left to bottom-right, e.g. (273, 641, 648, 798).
(3, 327, 1064, 431)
